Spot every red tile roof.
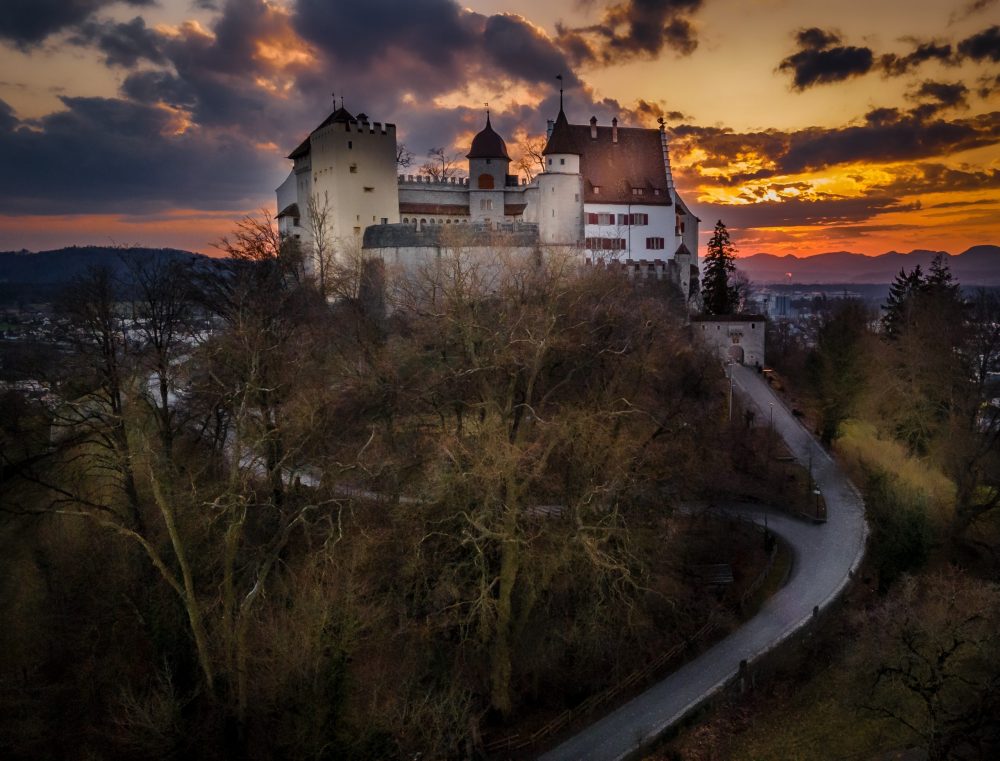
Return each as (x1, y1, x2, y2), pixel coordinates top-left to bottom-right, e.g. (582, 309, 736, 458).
(545, 115, 672, 206)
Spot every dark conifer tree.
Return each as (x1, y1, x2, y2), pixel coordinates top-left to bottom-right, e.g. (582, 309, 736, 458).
(881, 265, 924, 340)
(702, 220, 738, 315)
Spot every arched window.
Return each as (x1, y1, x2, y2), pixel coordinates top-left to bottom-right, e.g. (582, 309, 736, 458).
(477, 173, 495, 189)
(420, 218, 427, 224)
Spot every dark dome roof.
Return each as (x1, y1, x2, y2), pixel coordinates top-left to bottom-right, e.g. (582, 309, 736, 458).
(466, 114, 510, 160)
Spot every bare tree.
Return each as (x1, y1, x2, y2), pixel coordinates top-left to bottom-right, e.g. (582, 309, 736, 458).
(419, 146, 464, 180)
(859, 570, 1000, 760)
(305, 191, 336, 297)
(396, 142, 414, 170)
(513, 134, 546, 181)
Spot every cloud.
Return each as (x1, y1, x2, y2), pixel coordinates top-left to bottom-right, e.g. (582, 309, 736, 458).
(906, 80, 969, 119)
(557, 0, 705, 64)
(879, 40, 954, 76)
(958, 25, 1000, 62)
(978, 73, 1000, 98)
(670, 107, 1000, 184)
(0, 0, 153, 48)
(701, 195, 920, 230)
(0, 96, 279, 215)
(777, 28, 874, 90)
(950, 0, 999, 23)
(69, 16, 166, 67)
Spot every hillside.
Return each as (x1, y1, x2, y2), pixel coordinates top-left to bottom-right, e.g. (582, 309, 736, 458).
(735, 245, 1000, 285)
(0, 246, 208, 284)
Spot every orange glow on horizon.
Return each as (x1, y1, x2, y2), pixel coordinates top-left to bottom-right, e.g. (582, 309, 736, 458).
(0, 209, 273, 256)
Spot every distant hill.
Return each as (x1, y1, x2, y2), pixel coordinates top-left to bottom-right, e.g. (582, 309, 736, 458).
(0, 246, 208, 285)
(734, 245, 1000, 285)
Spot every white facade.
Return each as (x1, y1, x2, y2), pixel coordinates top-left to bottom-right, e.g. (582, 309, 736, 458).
(278, 101, 700, 300)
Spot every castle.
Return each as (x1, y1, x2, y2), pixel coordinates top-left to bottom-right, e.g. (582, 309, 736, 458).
(276, 95, 700, 300)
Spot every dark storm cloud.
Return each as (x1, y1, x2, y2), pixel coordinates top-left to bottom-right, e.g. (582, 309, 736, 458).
(880, 40, 954, 76)
(777, 28, 874, 90)
(978, 73, 1000, 98)
(482, 15, 582, 87)
(779, 111, 1000, 175)
(557, 0, 704, 64)
(69, 17, 166, 67)
(671, 108, 1000, 185)
(0, 96, 279, 215)
(293, 0, 478, 68)
(908, 80, 969, 114)
(958, 25, 1000, 62)
(700, 196, 919, 230)
(0, 0, 153, 48)
(293, 1, 585, 96)
(121, 71, 198, 108)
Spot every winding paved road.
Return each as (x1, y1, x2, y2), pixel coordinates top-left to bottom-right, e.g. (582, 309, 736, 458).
(537, 364, 868, 761)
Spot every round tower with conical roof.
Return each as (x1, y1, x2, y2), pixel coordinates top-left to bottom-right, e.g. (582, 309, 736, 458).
(538, 103, 584, 247)
(467, 112, 510, 226)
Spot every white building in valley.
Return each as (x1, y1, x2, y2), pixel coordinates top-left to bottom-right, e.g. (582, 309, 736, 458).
(276, 95, 700, 300)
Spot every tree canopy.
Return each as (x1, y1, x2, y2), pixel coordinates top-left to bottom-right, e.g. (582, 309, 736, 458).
(701, 220, 738, 316)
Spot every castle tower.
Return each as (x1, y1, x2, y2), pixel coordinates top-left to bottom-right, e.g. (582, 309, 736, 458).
(466, 112, 510, 226)
(538, 104, 583, 247)
(275, 103, 399, 271)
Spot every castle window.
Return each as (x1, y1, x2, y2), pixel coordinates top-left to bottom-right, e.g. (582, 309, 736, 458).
(364, 186, 374, 192)
(593, 186, 601, 194)
(597, 212, 614, 225)
(632, 188, 644, 196)
(575, 193, 580, 201)
(478, 173, 495, 190)
(403, 217, 409, 223)
(381, 217, 388, 224)
(480, 199, 493, 210)
(486, 159, 492, 164)
(560, 158, 565, 165)
(646, 237, 665, 250)
(350, 164, 358, 173)
(420, 218, 427, 224)
(548, 158, 552, 165)
(654, 189, 661, 196)
(630, 213, 648, 225)
(348, 141, 353, 149)
(617, 213, 628, 225)
(585, 237, 626, 250)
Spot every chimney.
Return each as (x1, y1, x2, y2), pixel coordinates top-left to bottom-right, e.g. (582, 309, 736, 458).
(612, 117, 618, 143)
(546, 119, 555, 139)
(590, 116, 597, 139)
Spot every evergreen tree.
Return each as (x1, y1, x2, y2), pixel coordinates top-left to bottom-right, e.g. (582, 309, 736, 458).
(702, 220, 738, 315)
(881, 265, 924, 340)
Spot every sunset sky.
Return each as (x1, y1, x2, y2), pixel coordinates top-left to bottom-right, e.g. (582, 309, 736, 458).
(0, 0, 997, 256)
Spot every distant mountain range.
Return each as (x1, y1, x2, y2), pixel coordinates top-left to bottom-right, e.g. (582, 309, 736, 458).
(2, 244, 999, 288)
(735, 245, 1000, 285)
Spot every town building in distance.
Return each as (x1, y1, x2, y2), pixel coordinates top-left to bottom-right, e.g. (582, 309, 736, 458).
(276, 95, 700, 301)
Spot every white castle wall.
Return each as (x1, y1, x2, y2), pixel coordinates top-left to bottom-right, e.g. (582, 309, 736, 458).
(308, 119, 399, 252)
(583, 202, 676, 260)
